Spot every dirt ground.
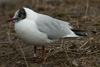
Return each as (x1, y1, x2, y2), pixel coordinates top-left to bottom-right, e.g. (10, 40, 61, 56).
(0, 0, 100, 67)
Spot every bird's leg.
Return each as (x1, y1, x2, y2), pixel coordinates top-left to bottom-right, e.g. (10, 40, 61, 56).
(41, 46, 45, 61)
(34, 46, 37, 57)
(30, 46, 45, 63)
(27, 46, 37, 62)
(37, 45, 45, 63)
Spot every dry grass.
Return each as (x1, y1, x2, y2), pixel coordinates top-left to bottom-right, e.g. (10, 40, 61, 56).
(0, 0, 100, 67)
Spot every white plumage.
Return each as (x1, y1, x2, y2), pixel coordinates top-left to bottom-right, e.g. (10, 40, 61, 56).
(13, 7, 78, 45)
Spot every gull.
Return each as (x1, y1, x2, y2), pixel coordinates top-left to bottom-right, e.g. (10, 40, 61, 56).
(7, 7, 87, 63)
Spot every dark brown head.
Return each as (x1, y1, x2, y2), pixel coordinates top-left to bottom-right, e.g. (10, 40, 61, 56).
(17, 8, 26, 19)
(7, 7, 26, 22)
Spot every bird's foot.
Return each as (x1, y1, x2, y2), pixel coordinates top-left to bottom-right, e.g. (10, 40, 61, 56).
(27, 57, 44, 63)
(36, 58, 44, 63)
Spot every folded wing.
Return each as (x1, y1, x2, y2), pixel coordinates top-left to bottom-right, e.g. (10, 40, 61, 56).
(35, 14, 78, 40)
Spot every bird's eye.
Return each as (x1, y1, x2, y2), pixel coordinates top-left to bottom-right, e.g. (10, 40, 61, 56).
(20, 14, 24, 18)
(18, 13, 25, 19)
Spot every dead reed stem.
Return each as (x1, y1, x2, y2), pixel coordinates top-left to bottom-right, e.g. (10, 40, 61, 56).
(19, 44, 29, 67)
(7, 22, 16, 51)
(8, 22, 29, 67)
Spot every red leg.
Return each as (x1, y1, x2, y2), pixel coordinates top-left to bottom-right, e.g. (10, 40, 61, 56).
(41, 46, 45, 60)
(29, 46, 37, 62)
(30, 46, 45, 63)
(36, 46, 45, 63)
(34, 46, 37, 57)
(38, 46, 45, 63)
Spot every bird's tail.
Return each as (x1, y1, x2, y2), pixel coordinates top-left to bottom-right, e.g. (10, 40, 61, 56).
(72, 29, 96, 36)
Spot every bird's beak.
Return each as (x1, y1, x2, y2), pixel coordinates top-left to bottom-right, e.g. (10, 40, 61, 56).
(7, 18, 17, 22)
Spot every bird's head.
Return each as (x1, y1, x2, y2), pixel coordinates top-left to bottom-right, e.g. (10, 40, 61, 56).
(7, 7, 35, 22)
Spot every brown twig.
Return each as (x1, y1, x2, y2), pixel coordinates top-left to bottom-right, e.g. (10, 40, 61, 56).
(19, 44, 29, 67)
(7, 22, 21, 56)
(84, 0, 89, 22)
(7, 22, 16, 51)
(8, 22, 28, 66)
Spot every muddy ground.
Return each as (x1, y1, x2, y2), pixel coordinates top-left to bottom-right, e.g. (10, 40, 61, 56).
(0, 0, 100, 67)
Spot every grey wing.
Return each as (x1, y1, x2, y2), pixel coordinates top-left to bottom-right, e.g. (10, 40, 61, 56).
(35, 14, 74, 40)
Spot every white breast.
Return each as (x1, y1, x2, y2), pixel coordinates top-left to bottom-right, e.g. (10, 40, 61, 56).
(15, 19, 54, 45)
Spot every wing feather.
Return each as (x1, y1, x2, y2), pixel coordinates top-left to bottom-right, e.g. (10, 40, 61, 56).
(35, 14, 76, 39)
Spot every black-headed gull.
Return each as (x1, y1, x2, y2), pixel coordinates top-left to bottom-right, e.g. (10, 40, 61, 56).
(7, 7, 86, 63)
